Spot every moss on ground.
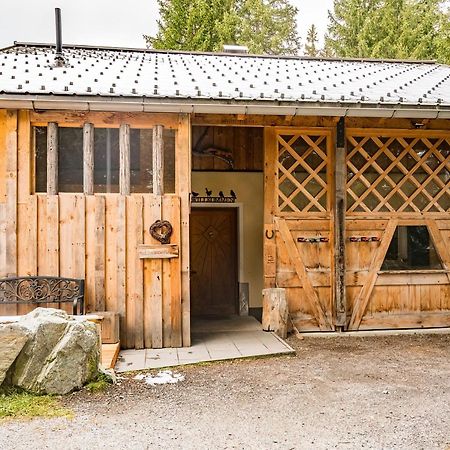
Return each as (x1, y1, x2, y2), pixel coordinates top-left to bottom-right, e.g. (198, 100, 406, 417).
(0, 388, 72, 421)
(84, 372, 114, 393)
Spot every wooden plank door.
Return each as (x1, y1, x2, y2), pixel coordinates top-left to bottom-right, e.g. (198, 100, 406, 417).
(190, 207, 238, 316)
(345, 130, 450, 330)
(265, 128, 334, 331)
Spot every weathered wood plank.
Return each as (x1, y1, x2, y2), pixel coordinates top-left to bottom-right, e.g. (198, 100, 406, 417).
(348, 219, 398, 330)
(83, 123, 94, 195)
(277, 218, 332, 331)
(177, 114, 191, 347)
(119, 124, 130, 195)
(47, 122, 58, 195)
(334, 118, 346, 328)
(153, 125, 164, 196)
(126, 195, 144, 349)
(30, 111, 179, 129)
(143, 195, 163, 348)
(138, 244, 179, 259)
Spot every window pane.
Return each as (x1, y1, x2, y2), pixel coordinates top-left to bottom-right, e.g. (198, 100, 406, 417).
(382, 226, 443, 270)
(58, 128, 83, 192)
(34, 126, 83, 193)
(94, 128, 120, 193)
(35, 127, 47, 193)
(130, 128, 176, 194)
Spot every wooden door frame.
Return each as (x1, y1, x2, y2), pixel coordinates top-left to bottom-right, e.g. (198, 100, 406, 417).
(190, 203, 245, 315)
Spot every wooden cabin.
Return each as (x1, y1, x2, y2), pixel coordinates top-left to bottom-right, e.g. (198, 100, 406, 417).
(0, 43, 449, 348)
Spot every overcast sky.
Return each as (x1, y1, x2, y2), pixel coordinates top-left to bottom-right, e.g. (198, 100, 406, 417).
(0, 0, 334, 52)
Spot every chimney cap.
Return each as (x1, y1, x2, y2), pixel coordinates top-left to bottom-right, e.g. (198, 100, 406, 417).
(222, 44, 249, 55)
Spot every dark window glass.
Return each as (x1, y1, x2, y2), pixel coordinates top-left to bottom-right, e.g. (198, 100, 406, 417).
(35, 126, 83, 193)
(94, 128, 120, 193)
(130, 128, 176, 194)
(35, 127, 47, 192)
(382, 226, 443, 270)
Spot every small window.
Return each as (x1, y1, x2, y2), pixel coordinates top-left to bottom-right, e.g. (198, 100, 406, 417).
(94, 128, 120, 193)
(35, 126, 84, 193)
(35, 126, 176, 194)
(381, 226, 443, 271)
(94, 128, 175, 193)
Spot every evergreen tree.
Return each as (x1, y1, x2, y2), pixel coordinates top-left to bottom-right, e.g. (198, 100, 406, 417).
(146, 0, 301, 55)
(325, 0, 450, 63)
(305, 24, 319, 57)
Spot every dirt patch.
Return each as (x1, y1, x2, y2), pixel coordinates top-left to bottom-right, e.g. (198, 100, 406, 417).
(1, 333, 449, 449)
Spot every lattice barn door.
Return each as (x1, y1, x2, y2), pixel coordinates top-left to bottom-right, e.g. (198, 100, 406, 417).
(266, 128, 334, 331)
(345, 130, 450, 331)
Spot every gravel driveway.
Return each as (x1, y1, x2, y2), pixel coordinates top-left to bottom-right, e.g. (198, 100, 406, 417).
(1, 333, 449, 450)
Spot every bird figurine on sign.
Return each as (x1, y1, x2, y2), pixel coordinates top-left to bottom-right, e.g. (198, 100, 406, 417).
(219, 191, 225, 198)
(230, 190, 237, 200)
(191, 191, 199, 197)
(205, 188, 212, 197)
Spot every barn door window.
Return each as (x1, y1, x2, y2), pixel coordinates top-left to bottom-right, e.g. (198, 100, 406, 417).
(347, 134, 450, 213)
(381, 226, 443, 270)
(277, 131, 330, 213)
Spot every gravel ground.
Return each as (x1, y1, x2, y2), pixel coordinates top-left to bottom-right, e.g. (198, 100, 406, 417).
(1, 333, 449, 450)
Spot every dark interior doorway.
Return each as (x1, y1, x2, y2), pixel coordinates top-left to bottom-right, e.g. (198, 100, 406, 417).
(190, 207, 238, 316)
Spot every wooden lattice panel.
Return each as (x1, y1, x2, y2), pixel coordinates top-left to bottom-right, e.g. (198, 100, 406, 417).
(347, 131, 450, 213)
(277, 130, 331, 213)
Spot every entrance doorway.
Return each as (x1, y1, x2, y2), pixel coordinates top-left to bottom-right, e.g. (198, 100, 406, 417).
(190, 207, 238, 316)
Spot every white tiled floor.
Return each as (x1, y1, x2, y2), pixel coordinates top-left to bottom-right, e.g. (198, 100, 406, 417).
(115, 316, 294, 372)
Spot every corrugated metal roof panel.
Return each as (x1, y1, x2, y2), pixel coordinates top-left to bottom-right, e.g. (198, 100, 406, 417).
(0, 43, 449, 109)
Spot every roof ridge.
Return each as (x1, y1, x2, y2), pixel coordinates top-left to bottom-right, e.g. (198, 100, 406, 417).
(4, 41, 437, 65)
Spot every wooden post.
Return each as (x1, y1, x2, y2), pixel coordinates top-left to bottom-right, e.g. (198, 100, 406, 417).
(83, 123, 94, 195)
(262, 288, 288, 339)
(176, 115, 191, 347)
(334, 117, 347, 329)
(119, 124, 130, 195)
(47, 122, 58, 195)
(153, 125, 164, 195)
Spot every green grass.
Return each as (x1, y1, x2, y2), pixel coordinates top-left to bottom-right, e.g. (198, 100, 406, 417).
(84, 372, 114, 393)
(0, 388, 72, 421)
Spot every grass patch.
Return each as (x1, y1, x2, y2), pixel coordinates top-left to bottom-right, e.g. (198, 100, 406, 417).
(85, 372, 113, 393)
(0, 388, 72, 421)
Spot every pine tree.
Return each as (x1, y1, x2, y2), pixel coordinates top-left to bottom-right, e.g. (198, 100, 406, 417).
(304, 24, 319, 57)
(325, 0, 380, 58)
(325, 0, 450, 62)
(146, 0, 301, 55)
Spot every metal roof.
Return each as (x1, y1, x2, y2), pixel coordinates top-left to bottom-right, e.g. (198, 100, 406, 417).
(1, 42, 450, 117)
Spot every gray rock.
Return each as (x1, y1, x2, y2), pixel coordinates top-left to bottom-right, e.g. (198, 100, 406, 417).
(0, 323, 31, 385)
(5, 308, 100, 395)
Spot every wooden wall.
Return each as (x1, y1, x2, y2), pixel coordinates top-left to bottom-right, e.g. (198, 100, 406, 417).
(192, 126, 263, 171)
(0, 110, 191, 349)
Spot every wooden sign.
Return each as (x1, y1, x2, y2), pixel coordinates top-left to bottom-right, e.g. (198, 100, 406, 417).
(138, 244, 179, 259)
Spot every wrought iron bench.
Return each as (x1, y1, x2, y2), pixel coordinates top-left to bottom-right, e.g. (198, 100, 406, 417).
(0, 276, 85, 315)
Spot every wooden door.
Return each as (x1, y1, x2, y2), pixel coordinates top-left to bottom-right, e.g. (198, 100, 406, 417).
(190, 207, 238, 316)
(345, 130, 450, 330)
(265, 128, 335, 331)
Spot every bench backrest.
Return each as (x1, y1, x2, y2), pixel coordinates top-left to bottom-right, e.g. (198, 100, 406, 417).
(0, 277, 85, 315)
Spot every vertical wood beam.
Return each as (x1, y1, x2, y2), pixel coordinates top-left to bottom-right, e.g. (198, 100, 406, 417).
(47, 122, 58, 195)
(263, 127, 277, 289)
(176, 114, 191, 347)
(0, 110, 18, 280)
(119, 124, 130, 195)
(334, 117, 347, 329)
(83, 123, 94, 195)
(153, 125, 164, 195)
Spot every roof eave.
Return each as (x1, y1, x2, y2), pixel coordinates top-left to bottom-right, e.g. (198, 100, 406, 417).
(0, 94, 450, 119)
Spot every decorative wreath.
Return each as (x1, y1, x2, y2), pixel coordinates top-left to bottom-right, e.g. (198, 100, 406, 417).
(149, 220, 173, 244)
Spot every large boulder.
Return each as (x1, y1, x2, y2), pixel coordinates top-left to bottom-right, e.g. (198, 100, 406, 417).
(0, 322, 31, 385)
(0, 308, 100, 395)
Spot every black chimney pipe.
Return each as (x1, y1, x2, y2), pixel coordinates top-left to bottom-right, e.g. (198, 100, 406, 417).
(54, 8, 64, 66)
